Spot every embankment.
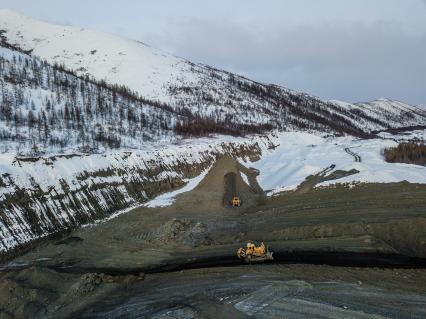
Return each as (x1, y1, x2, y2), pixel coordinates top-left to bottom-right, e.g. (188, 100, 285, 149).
(0, 135, 275, 258)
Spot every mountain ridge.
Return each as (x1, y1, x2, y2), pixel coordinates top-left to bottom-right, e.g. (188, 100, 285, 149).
(1, 9, 426, 146)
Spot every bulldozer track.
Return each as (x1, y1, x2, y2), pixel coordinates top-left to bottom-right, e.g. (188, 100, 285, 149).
(132, 231, 150, 242)
(344, 147, 362, 162)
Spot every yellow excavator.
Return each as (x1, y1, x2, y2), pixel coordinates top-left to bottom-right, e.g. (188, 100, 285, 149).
(237, 241, 273, 263)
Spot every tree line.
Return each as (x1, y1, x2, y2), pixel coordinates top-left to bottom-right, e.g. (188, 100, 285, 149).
(384, 142, 426, 166)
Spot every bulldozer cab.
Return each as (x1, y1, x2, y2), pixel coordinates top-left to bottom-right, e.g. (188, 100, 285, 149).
(247, 242, 265, 255)
(232, 196, 241, 207)
(246, 242, 255, 254)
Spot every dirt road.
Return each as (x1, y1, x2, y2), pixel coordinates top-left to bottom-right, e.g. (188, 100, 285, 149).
(345, 147, 362, 162)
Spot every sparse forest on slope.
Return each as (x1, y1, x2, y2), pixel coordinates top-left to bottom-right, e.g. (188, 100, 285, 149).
(0, 45, 194, 154)
(0, 44, 274, 154)
(2, 43, 426, 155)
(1, 9, 426, 156)
(384, 142, 426, 166)
(0, 49, 176, 154)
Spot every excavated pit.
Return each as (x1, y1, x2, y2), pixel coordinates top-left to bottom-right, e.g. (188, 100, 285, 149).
(2, 156, 426, 318)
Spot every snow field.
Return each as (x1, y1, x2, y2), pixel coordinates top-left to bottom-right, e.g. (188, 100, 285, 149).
(246, 131, 426, 194)
(144, 166, 212, 208)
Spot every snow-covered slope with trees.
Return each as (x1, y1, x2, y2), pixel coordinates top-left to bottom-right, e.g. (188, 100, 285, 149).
(0, 134, 273, 254)
(0, 46, 185, 154)
(1, 9, 426, 144)
(355, 99, 426, 128)
(1, 10, 426, 257)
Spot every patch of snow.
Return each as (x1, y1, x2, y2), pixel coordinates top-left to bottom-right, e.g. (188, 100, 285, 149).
(241, 172, 250, 186)
(144, 166, 212, 208)
(245, 131, 426, 194)
(84, 203, 144, 227)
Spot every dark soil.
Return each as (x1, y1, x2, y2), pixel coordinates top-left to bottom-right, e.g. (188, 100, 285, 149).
(1, 156, 426, 318)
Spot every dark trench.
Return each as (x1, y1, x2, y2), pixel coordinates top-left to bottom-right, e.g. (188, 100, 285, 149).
(44, 251, 426, 276)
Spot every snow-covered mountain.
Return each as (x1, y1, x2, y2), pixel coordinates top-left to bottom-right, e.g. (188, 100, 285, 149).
(1, 9, 426, 148)
(330, 98, 426, 130)
(355, 98, 426, 126)
(1, 10, 426, 257)
(0, 45, 187, 154)
(0, 9, 188, 103)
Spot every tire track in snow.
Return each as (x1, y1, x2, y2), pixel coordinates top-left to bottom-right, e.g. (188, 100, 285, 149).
(344, 148, 362, 162)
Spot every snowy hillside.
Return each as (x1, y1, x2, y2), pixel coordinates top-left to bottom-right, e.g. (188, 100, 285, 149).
(248, 131, 426, 194)
(1, 9, 426, 257)
(355, 99, 426, 128)
(1, 9, 426, 140)
(330, 98, 426, 132)
(0, 46, 185, 154)
(0, 10, 183, 103)
(0, 134, 273, 253)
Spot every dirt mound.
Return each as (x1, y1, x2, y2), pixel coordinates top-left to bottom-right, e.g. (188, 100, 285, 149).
(173, 155, 265, 211)
(148, 218, 212, 248)
(0, 267, 71, 318)
(69, 273, 104, 296)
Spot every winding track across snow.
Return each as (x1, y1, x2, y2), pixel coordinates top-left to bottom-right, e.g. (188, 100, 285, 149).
(344, 147, 362, 162)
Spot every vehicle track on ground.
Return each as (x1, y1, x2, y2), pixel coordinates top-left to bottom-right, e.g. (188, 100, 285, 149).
(345, 147, 362, 162)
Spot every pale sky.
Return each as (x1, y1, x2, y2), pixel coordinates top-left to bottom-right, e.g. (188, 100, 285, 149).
(0, 0, 425, 105)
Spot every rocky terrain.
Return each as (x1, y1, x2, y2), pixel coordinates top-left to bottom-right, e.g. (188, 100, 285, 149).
(0, 155, 425, 318)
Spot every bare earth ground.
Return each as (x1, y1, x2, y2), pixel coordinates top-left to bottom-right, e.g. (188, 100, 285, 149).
(1, 156, 426, 318)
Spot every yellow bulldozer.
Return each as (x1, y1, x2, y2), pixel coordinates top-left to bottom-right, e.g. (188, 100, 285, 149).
(237, 241, 273, 263)
(232, 196, 241, 207)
